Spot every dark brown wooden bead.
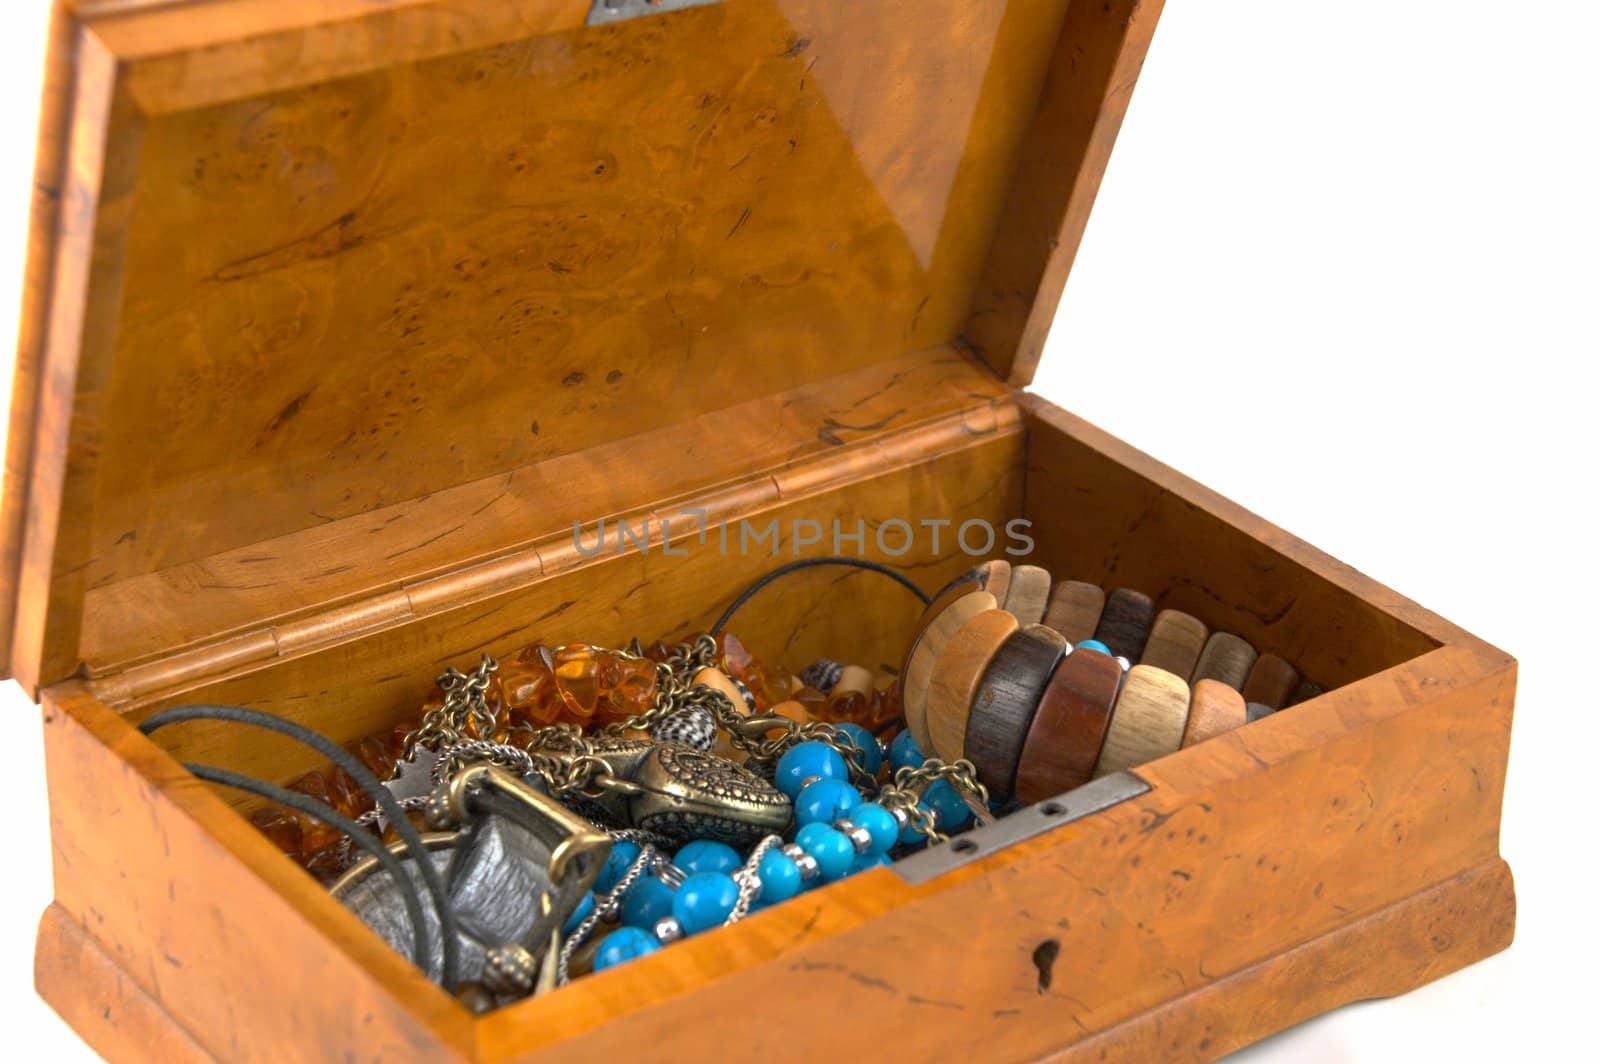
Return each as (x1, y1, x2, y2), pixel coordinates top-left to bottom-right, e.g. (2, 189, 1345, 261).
(1139, 609, 1207, 678)
(1190, 632, 1258, 691)
(1040, 580, 1105, 644)
(963, 624, 1068, 801)
(1001, 564, 1052, 626)
(1013, 646, 1124, 802)
(1287, 678, 1324, 706)
(1092, 588, 1155, 661)
(1181, 679, 1247, 747)
(1241, 653, 1300, 710)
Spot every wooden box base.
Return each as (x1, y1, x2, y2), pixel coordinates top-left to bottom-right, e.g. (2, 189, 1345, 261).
(29, 396, 1517, 1063)
(36, 861, 1516, 1064)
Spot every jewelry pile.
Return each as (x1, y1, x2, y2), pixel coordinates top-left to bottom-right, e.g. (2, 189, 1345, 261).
(144, 557, 1316, 1012)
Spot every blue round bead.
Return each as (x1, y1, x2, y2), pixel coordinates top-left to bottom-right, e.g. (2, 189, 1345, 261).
(672, 872, 741, 934)
(563, 890, 596, 935)
(795, 822, 855, 881)
(593, 927, 661, 972)
(898, 806, 929, 846)
(774, 741, 849, 799)
(849, 851, 892, 874)
(757, 849, 802, 903)
(597, 840, 641, 893)
(832, 722, 883, 775)
(620, 876, 676, 929)
(846, 802, 899, 855)
(889, 730, 925, 772)
(1077, 639, 1113, 656)
(924, 779, 973, 830)
(674, 839, 742, 876)
(795, 778, 864, 828)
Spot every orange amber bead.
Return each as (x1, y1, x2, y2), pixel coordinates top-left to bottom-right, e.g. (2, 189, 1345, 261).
(287, 772, 343, 854)
(350, 736, 397, 781)
(251, 808, 303, 858)
(327, 766, 375, 820)
(716, 633, 784, 710)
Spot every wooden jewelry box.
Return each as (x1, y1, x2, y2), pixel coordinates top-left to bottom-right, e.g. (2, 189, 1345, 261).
(3, 0, 1517, 1060)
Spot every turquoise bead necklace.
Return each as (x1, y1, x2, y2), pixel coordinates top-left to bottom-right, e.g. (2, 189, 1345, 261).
(583, 731, 990, 973)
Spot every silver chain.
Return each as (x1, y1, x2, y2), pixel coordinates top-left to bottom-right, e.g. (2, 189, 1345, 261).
(726, 834, 782, 925)
(556, 841, 662, 985)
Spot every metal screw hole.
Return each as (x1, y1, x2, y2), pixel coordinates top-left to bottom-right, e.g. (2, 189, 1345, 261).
(950, 837, 979, 855)
(1040, 802, 1066, 816)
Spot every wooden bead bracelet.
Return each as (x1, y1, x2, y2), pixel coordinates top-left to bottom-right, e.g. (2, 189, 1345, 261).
(897, 560, 1315, 802)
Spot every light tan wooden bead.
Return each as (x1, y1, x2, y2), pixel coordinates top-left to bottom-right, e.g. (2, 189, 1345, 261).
(925, 609, 1021, 762)
(1001, 564, 1052, 626)
(902, 591, 998, 751)
(694, 666, 750, 715)
(1140, 609, 1208, 679)
(833, 664, 874, 696)
(1041, 580, 1106, 645)
(1181, 679, 1247, 747)
(1094, 665, 1190, 777)
(982, 562, 1013, 614)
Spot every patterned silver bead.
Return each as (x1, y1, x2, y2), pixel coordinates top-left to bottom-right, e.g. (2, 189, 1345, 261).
(728, 675, 759, 712)
(654, 705, 717, 751)
(834, 819, 874, 854)
(800, 658, 844, 693)
(782, 843, 821, 881)
(654, 915, 685, 944)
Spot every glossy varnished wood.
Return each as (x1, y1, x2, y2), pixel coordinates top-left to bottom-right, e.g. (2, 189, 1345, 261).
(3, 0, 1077, 693)
(27, 399, 1520, 1064)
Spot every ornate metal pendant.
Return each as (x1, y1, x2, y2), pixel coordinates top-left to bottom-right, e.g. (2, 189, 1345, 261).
(584, 740, 792, 847)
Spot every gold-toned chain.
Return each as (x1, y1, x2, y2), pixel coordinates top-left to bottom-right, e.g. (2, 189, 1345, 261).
(400, 654, 499, 764)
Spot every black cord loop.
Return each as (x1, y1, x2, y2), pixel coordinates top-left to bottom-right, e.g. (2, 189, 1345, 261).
(139, 704, 461, 990)
(710, 556, 931, 636)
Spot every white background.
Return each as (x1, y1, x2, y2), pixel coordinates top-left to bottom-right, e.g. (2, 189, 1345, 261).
(0, 1, 1594, 1060)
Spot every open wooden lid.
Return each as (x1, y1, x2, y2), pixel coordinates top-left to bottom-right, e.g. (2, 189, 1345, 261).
(1, 0, 1161, 696)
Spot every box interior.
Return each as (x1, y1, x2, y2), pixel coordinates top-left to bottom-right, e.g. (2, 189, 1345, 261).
(121, 400, 1440, 807)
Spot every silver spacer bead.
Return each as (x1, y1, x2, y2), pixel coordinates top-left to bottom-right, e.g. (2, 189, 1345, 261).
(782, 842, 821, 881)
(653, 915, 684, 944)
(888, 805, 911, 830)
(833, 819, 874, 854)
(1116, 655, 1132, 672)
(656, 862, 688, 889)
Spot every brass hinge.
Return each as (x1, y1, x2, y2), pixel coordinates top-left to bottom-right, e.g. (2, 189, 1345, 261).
(587, 0, 723, 27)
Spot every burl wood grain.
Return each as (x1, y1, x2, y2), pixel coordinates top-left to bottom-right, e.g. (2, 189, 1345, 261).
(3, 0, 1096, 695)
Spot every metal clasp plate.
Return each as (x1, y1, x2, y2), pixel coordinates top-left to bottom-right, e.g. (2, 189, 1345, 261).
(890, 772, 1151, 886)
(588, 0, 723, 27)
